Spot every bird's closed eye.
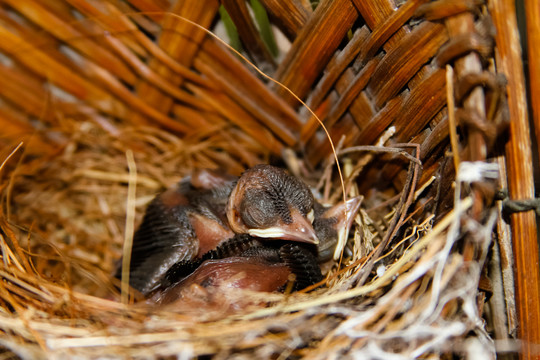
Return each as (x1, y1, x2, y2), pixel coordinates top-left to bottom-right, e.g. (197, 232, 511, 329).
(242, 202, 276, 228)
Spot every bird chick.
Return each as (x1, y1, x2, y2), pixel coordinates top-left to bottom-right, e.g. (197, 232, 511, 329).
(116, 165, 320, 296)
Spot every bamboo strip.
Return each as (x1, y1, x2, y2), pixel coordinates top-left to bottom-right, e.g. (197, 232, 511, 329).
(194, 59, 297, 146)
(65, 0, 148, 57)
(359, 0, 430, 62)
(67, 0, 215, 89)
(132, 0, 219, 123)
(489, 0, 540, 358)
(188, 85, 283, 155)
(124, 0, 170, 22)
(0, 25, 126, 119)
(305, 27, 370, 116)
(5, 0, 137, 85)
(0, 64, 56, 123)
(200, 38, 302, 130)
(256, 0, 310, 41)
(525, 0, 540, 167)
(221, 0, 276, 68)
(351, 0, 395, 29)
(367, 21, 447, 109)
(323, 58, 380, 132)
(111, 0, 162, 34)
(273, 0, 358, 106)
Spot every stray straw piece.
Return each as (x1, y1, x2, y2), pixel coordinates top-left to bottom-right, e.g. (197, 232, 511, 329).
(121, 150, 137, 305)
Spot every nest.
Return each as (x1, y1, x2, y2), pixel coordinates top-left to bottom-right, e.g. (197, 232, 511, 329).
(0, 0, 530, 358)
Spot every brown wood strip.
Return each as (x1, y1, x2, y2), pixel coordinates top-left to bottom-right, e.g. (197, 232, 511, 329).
(171, 104, 216, 131)
(367, 21, 448, 109)
(133, 0, 219, 123)
(66, 0, 148, 58)
(355, 92, 405, 146)
(0, 25, 127, 119)
(306, 26, 371, 114)
(68, 0, 214, 89)
(419, 114, 450, 160)
(361, 68, 445, 188)
(359, 0, 430, 62)
(351, 0, 395, 29)
(222, 129, 270, 167)
(0, 12, 199, 134)
(0, 64, 55, 122)
(0, 108, 54, 154)
(348, 91, 376, 132)
(9, 0, 139, 86)
(393, 68, 446, 142)
(221, 0, 276, 69)
(489, 0, 540, 358)
(273, 0, 358, 106)
(525, 0, 540, 177)
(188, 85, 283, 156)
(200, 38, 303, 128)
(105, 0, 162, 36)
(307, 113, 362, 165)
(125, 0, 170, 22)
(0, 7, 69, 71)
(323, 57, 380, 131)
(194, 58, 297, 146)
(300, 68, 356, 144)
(257, 0, 310, 41)
(99, 35, 213, 106)
(351, 0, 410, 74)
(414, 0, 485, 21)
(300, 92, 335, 144)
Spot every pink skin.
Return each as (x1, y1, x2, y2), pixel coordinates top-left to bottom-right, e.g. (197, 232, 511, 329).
(149, 257, 291, 309)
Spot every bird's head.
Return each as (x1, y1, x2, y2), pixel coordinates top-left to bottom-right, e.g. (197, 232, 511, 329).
(226, 165, 319, 245)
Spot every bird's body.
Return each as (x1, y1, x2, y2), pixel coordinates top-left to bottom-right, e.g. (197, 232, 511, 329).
(116, 165, 321, 296)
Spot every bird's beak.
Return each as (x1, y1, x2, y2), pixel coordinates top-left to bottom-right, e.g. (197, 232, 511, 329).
(248, 208, 319, 244)
(325, 196, 363, 260)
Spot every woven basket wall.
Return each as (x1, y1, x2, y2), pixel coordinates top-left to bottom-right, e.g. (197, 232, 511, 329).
(0, 0, 538, 359)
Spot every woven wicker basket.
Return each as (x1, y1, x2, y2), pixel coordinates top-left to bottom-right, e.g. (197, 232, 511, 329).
(0, 0, 538, 358)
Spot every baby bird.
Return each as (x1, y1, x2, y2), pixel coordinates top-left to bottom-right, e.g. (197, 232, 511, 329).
(116, 165, 320, 296)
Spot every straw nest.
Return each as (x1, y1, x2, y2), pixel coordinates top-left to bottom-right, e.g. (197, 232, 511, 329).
(0, 0, 516, 359)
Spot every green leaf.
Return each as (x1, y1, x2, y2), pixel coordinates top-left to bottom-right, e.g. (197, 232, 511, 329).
(219, 5, 243, 52)
(250, 0, 278, 58)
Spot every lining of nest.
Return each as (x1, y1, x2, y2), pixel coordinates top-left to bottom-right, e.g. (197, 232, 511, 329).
(0, 118, 497, 359)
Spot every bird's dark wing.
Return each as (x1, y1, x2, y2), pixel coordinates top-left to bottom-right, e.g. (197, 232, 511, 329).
(161, 234, 262, 288)
(279, 243, 323, 291)
(116, 192, 199, 296)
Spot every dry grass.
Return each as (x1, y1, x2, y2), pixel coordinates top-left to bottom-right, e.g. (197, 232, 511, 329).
(0, 120, 498, 358)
